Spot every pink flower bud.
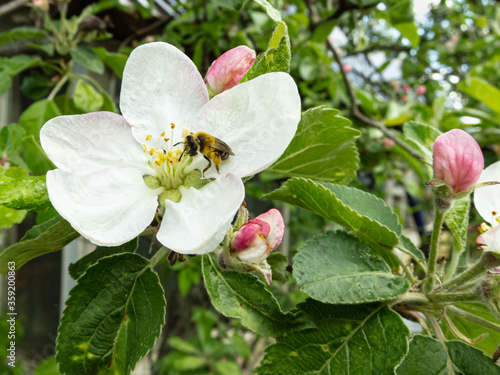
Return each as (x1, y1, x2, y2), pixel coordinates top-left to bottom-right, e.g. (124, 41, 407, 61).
(432, 129, 484, 193)
(416, 85, 426, 95)
(204, 46, 256, 96)
(402, 84, 411, 92)
(401, 95, 408, 102)
(32, 0, 49, 10)
(231, 208, 284, 264)
(343, 64, 352, 73)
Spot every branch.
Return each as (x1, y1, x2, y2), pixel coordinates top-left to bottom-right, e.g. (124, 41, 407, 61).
(327, 40, 423, 160)
(119, 15, 171, 49)
(346, 44, 411, 56)
(0, 0, 29, 18)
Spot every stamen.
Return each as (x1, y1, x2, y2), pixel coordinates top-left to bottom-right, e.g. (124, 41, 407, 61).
(154, 159, 161, 166)
(145, 134, 152, 141)
(170, 123, 175, 129)
(149, 147, 156, 156)
(493, 211, 498, 216)
(161, 131, 166, 137)
(142, 144, 147, 153)
(164, 138, 170, 143)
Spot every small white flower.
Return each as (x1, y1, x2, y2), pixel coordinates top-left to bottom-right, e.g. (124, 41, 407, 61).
(40, 42, 301, 254)
(474, 161, 500, 252)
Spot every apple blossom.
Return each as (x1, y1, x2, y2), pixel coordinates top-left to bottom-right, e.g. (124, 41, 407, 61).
(231, 208, 285, 264)
(40, 42, 300, 254)
(402, 84, 410, 92)
(432, 129, 484, 194)
(204, 46, 256, 97)
(416, 85, 426, 95)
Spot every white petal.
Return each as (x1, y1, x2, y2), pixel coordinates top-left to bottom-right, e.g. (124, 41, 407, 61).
(474, 161, 500, 224)
(192, 72, 301, 178)
(47, 168, 161, 246)
(120, 42, 209, 144)
(483, 225, 500, 253)
(40, 112, 151, 175)
(157, 173, 244, 254)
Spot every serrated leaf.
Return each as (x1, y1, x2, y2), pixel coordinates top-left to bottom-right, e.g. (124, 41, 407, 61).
(294, 231, 410, 304)
(70, 46, 105, 74)
(263, 178, 402, 247)
(269, 107, 360, 184)
(202, 253, 306, 337)
(397, 335, 500, 375)
(0, 216, 79, 273)
(402, 121, 441, 164)
(74, 80, 103, 112)
(68, 238, 138, 280)
(397, 234, 426, 262)
(0, 27, 48, 46)
(445, 196, 470, 253)
(0, 175, 50, 211)
(458, 77, 500, 115)
(257, 299, 410, 374)
(57, 253, 166, 375)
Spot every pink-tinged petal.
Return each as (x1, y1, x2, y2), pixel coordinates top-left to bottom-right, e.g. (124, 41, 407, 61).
(193, 72, 301, 178)
(432, 129, 484, 193)
(246, 218, 271, 237)
(46, 168, 161, 246)
(483, 225, 500, 253)
(477, 234, 486, 245)
(157, 173, 244, 254)
(474, 161, 500, 224)
(232, 223, 263, 252)
(204, 46, 256, 95)
(254, 208, 284, 249)
(233, 238, 269, 264)
(120, 42, 209, 144)
(40, 112, 151, 175)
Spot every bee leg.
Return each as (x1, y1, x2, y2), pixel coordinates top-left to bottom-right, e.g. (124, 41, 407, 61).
(202, 155, 212, 177)
(213, 155, 222, 174)
(178, 148, 186, 162)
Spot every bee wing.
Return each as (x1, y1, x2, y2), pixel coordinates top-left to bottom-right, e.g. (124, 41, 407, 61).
(212, 137, 234, 155)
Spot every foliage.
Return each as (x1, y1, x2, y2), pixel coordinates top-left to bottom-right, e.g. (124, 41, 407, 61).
(1, 0, 500, 374)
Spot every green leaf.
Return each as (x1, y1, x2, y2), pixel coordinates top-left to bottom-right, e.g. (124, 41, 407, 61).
(257, 299, 410, 374)
(70, 46, 105, 74)
(396, 335, 448, 375)
(269, 107, 360, 184)
(167, 336, 200, 354)
(0, 205, 26, 229)
(0, 175, 50, 211)
(21, 72, 52, 100)
(397, 234, 426, 262)
(458, 77, 500, 115)
(212, 0, 246, 10)
(0, 27, 48, 46)
(445, 196, 470, 253)
(310, 20, 336, 43)
(74, 80, 104, 112)
(19, 99, 61, 174)
(263, 178, 402, 247)
(402, 121, 441, 164)
(101, 91, 118, 112)
(397, 335, 500, 375)
(294, 231, 410, 304)
(242, 1, 290, 81)
(202, 253, 306, 337)
(444, 303, 500, 356)
(0, 55, 40, 95)
(266, 252, 289, 283)
(57, 253, 166, 375)
(216, 360, 243, 375)
(0, 216, 79, 273)
(0, 123, 26, 152)
(94, 47, 128, 78)
(33, 356, 60, 375)
(395, 22, 420, 48)
(68, 238, 138, 280)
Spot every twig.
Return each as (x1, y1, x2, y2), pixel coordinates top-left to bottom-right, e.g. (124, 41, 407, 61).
(0, 0, 29, 18)
(426, 313, 454, 375)
(326, 41, 423, 160)
(346, 45, 411, 56)
(119, 15, 171, 49)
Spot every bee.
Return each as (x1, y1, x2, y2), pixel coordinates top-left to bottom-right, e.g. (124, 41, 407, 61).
(177, 132, 234, 177)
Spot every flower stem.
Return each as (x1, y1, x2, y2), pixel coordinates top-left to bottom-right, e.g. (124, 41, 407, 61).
(427, 291, 478, 303)
(150, 246, 170, 267)
(48, 74, 69, 101)
(445, 238, 464, 282)
(447, 305, 500, 334)
(389, 292, 430, 307)
(425, 207, 446, 293)
(441, 252, 500, 290)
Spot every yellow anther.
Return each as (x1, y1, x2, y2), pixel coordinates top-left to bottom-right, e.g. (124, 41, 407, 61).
(182, 127, 190, 138)
(145, 134, 152, 141)
(479, 222, 492, 234)
(170, 123, 176, 129)
(496, 217, 500, 225)
(164, 138, 170, 143)
(161, 131, 166, 137)
(154, 159, 162, 166)
(493, 211, 498, 216)
(149, 147, 156, 156)
(142, 144, 147, 153)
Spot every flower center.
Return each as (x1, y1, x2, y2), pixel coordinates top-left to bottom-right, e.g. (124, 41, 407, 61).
(142, 124, 208, 203)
